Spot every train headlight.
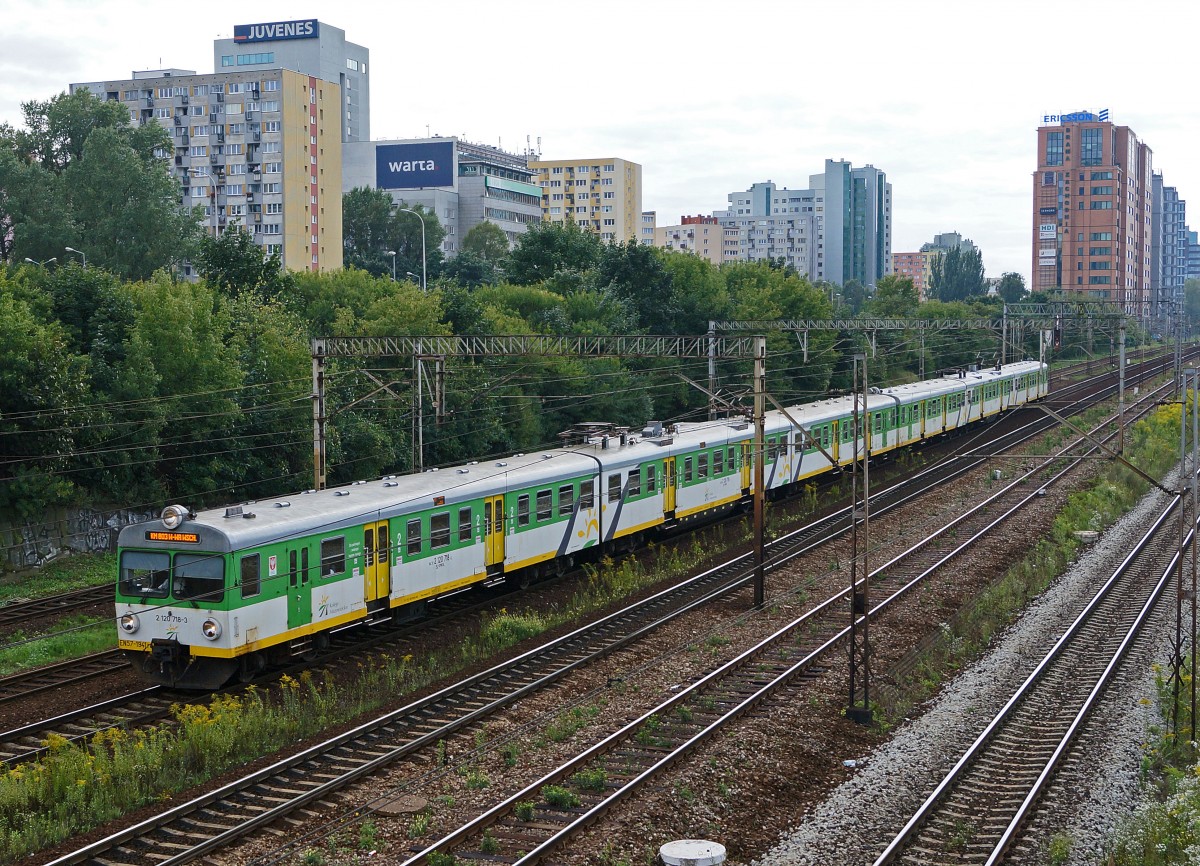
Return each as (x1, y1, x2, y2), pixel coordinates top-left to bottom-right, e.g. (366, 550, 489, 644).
(161, 504, 190, 530)
(119, 613, 140, 633)
(201, 618, 222, 640)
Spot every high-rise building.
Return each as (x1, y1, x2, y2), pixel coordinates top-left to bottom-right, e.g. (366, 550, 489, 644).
(213, 19, 369, 143)
(343, 137, 542, 254)
(71, 67, 343, 274)
(1188, 231, 1200, 282)
(920, 231, 978, 256)
(813, 160, 892, 286)
(1150, 175, 1192, 322)
(529, 158, 643, 242)
(1032, 113, 1153, 315)
(715, 160, 892, 285)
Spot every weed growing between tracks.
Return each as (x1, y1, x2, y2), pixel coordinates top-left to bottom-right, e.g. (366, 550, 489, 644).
(873, 399, 1183, 723)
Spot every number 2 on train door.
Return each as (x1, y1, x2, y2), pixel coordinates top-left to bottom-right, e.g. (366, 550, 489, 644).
(484, 495, 505, 568)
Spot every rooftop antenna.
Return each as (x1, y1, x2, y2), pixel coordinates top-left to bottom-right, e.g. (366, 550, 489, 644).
(426, 123, 430, 137)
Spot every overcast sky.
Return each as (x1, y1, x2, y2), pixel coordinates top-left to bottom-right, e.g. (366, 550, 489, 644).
(2, 0, 1195, 283)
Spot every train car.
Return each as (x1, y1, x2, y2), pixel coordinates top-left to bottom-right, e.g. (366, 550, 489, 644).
(116, 360, 1047, 688)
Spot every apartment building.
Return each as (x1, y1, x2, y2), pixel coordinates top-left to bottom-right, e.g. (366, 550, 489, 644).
(891, 250, 935, 298)
(71, 67, 342, 273)
(529, 157, 643, 242)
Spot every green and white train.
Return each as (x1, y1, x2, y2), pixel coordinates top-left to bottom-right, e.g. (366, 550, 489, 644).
(116, 360, 1048, 688)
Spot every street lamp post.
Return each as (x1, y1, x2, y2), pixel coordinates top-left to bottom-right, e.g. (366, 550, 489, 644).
(64, 247, 86, 268)
(385, 250, 397, 281)
(398, 207, 426, 291)
(406, 271, 420, 284)
(23, 257, 56, 267)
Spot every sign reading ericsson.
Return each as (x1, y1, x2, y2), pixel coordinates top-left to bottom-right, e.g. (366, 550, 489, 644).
(375, 142, 454, 190)
(234, 19, 319, 43)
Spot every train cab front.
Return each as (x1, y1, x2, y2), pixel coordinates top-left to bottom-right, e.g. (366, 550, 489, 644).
(115, 505, 239, 690)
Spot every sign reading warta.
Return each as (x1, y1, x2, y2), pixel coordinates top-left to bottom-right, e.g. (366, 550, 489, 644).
(234, 19, 319, 43)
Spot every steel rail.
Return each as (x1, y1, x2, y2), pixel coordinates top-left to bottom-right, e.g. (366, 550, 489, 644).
(873, 495, 1187, 865)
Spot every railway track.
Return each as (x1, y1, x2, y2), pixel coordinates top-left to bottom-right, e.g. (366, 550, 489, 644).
(386, 372, 1179, 865)
(873, 486, 1188, 865)
(43, 364, 1179, 865)
(2, 358, 1170, 765)
(0, 583, 111, 628)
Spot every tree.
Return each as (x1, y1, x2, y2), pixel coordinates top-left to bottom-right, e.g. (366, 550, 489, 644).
(342, 187, 445, 280)
(1186, 279, 1200, 330)
(996, 272, 1026, 304)
(866, 274, 919, 317)
(442, 251, 496, 288)
(929, 247, 986, 302)
(504, 220, 603, 285)
(64, 127, 199, 280)
(596, 240, 674, 332)
(461, 220, 510, 264)
(1, 91, 192, 276)
(195, 224, 294, 300)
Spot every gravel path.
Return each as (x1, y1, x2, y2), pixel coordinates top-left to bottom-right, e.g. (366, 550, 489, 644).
(754, 476, 1179, 866)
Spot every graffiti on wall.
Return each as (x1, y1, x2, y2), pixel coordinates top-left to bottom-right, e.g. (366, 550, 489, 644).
(3, 506, 156, 569)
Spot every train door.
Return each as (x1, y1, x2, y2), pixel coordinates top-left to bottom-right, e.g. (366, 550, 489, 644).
(741, 443, 752, 490)
(363, 521, 390, 603)
(831, 421, 840, 463)
(286, 546, 311, 631)
(484, 495, 505, 569)
(664, 458, 676, 513)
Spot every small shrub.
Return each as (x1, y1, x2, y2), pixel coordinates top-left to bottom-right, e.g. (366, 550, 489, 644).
(427, 853, 458, 866)
(301, 849, 326, 866)
(514, 800, 535, 821)
(541, 784, 581, 809)
(676, 705, 694, 724)
(479, 830, 500, 854)
(501, 742, 519, 767)
(358, 819, 377, 850)
(465, 768, 490, 789)
(571, 767, 607, 792)
(407, 813, 430, 838)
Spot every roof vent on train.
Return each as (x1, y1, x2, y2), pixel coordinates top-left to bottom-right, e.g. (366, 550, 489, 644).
(273, 501, 290, 508)
(222, 505, 242, 519)
(643, 421, 664, 438)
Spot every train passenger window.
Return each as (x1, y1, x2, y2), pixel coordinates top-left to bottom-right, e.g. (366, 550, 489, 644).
(518, 495, 531, 526)
(608, 473, 622, 502)
(646, 464, 657, 492)
(727, 447, 735, 468)
(874, 414, 882, 433)
(119, 551, 170, 598)
(173, 554, 225, 603)
(629, 468, 641, 496)
(431, 513, 450, 549)
(536, 490, 552, 521)
(321, 537, 346, 575)
(698, 454, 708, 479)
(459, 507, 473, 543)
(559, 485, 574, 516)
(821, 425, 830, 448)
(684, 457, 694, 483)
(714, 449, 724, 474)
(241, 554, 261, 598)
(581, 480, 595, 508)
(406, 520, 422, 556)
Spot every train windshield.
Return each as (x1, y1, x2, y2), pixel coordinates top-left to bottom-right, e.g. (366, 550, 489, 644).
(119, 551, 170, 598)
(173, 554, 225, 604)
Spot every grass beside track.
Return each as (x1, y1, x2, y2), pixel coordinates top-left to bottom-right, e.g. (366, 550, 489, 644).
(873, 390, 1181, 725)
(0, 553, 114, 606)
(0, 614, 114, 677)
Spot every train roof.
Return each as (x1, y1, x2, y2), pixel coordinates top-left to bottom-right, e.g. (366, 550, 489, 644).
(119, 360, 1044, 553)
